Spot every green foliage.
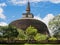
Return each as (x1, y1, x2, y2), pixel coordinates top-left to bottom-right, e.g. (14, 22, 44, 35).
(24, 43, 58, 45)
(26, 25, 37, 36)
(15, 26, 38, 40)
(34, 33, 47, 41)
(0, 25, 19, 40)
(17, 29, 27, 40)
(48, 36, 57, 40)
(0, 25, 48, 41)
(48, 15, 60, 28)
(0, 26, 8, 37)
(4, 25, 18, 38)
(48, 15, 60, 39)
(25, 26, 38, 40)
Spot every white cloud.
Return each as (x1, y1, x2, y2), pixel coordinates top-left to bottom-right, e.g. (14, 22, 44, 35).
(0, 3, 7, 7)
(34, 14, 54, 26)
(9, 0, 27, 5)
(8, 0, 60, 5)
(29, 0, 42, 2)
(34, 15, 42, 21)
(0, 3, 7, 26)
(43, 14, 54, 26)
(0, 8, 6, 20)
(0, 22, 8, 26)
(0, 8, 3, 13)
(0, 3, 7, 20)
(8, 0, 42, 5)
(49, 0, 60, 3)
(0, 13, 6, 20)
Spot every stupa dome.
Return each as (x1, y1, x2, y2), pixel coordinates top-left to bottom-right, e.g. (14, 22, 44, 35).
(10, 18, 49, 35)
(10, 1, 50, 36)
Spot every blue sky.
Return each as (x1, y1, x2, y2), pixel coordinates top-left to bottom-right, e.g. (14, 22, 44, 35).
(0, 0, 60, 26)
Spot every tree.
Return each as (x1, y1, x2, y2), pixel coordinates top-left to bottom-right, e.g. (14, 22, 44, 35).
(0, 26, 8, 38)
(48, 15, 60, 39)
(0, 26, 8, 40)
(25, 25, 38, 40)
(17, 29, 27, 40)
(34, 33, 47, 41)
(0, 25, 19, 40)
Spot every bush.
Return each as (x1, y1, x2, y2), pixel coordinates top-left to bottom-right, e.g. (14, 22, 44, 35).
(34, 33, 47, 41)
(48, 36, 57, 40)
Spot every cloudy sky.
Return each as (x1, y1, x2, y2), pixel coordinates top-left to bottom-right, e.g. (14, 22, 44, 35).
(0, 0, 60, 26)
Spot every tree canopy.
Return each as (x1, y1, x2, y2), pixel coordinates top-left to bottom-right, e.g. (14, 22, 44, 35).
(0, 25, 19, 40)
(48, 15, 60, 39)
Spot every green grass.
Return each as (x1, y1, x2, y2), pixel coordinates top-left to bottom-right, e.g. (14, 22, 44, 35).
(0, 44, 60, 45)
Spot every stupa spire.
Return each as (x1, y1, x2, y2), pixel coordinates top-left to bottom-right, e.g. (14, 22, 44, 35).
(22, 0, 34, 18)
(26, 1, 30, 13)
